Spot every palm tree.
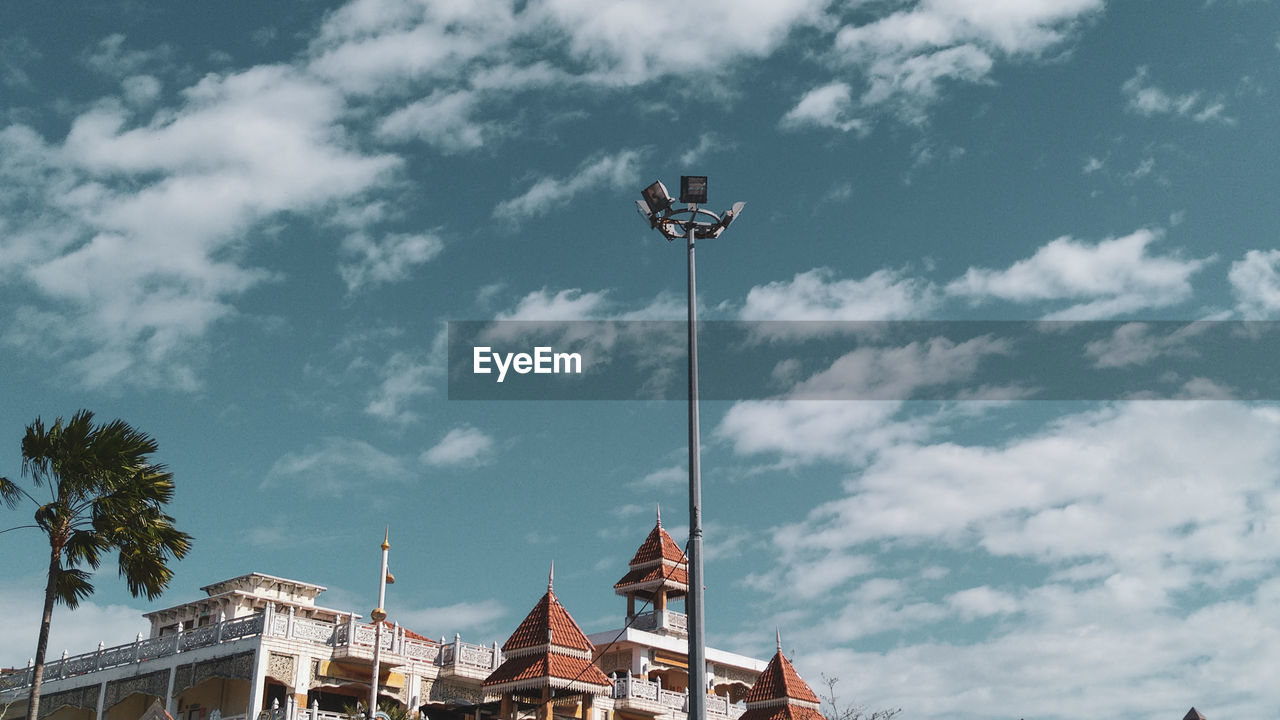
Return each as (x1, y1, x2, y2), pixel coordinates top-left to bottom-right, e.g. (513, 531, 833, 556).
(0, 410, 193, 720)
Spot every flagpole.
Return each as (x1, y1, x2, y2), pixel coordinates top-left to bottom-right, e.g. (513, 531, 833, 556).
(369, 528, 390, 718)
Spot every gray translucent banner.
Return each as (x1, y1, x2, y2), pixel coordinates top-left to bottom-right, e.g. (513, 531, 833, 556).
(447, 321, 1280, 401)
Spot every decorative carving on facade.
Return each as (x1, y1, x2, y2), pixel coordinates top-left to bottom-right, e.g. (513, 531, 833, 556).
(266, 653, 296, 687)
(290, 618, 335, 644)
(714, 667, 757, 686)
(37, 684, 99, 718)
(606, 650, 636, 676)
(174, 664, 194, 695)
(105, 670, 169, 708)
(170, 652, 256, 694)
(421, 678, 483, 706)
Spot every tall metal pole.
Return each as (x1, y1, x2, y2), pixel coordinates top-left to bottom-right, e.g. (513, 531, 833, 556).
(685, 214, 707, 720)
(369, 529, 390, 718)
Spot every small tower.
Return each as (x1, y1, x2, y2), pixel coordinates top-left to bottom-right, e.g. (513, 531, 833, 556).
(614, 505, 689, 625)
(737, 632, 824, 720)
(484, 566, 611, 720)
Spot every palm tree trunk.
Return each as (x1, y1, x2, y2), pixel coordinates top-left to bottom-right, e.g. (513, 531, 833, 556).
(25, 548, 60, 720)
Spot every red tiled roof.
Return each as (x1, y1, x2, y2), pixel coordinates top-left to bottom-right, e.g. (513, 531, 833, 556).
(501, 589, 594, 654)
(613, 563, 689, 591)
(744, 651, 821, 705)
(737, 705, 826, 720)
(626, 523, 687, 567)
(482, 653, 611, 689)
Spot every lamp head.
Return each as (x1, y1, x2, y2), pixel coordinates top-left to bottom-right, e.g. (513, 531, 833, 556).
(721, 201, 746, 229)
(680, 175, 708, 204)
(635, 200, 656, 228)
(641, 181, 674, 214)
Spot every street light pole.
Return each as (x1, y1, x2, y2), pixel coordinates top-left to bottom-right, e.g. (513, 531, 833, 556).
(684, 210, 707, 720)
(635, 178, 744, 720)
(369, 529, 391, 718)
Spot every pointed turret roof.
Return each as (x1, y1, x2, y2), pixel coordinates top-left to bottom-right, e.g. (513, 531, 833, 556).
(484, 566, 611, 696)
(1183, 709, 1207, 720)
(614, 506, 689, 598)
(737, 633, 824, 720)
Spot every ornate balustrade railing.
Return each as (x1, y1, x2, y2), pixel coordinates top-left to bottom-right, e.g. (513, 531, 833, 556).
(611, 676, 744, 718)
(629, 610, 689, 635)
(0, 614, 267, 693)
(437, 639, 500, 671)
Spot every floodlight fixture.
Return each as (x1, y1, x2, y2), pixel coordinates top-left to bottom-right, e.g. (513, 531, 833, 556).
(635, 200, 656, 228)
(641, 180, 675, 214)
(680, 175, 708, 204)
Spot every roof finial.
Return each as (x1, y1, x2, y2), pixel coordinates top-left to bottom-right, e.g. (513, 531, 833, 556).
(776, 627, 782, 654)
(382, 526, 390, 551)
(548, 561, 555, 592)
(656, 503, 662, 527)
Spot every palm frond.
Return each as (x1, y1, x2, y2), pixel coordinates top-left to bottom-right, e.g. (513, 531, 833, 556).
(1, 475, 33, 509)
(64, 529, 111, 569)
(54, 567, 96, 609)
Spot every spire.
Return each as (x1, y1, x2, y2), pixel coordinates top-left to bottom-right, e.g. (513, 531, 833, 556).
(743, 632, 821, 709)
(615, 512, 690, 599)
(484, 571, 611, 697)
(548, 561, 555, 592)
(656, 502, 662, 527)
(382, 526, 390, 551)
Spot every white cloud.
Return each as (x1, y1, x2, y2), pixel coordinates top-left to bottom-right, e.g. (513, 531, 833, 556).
(1082, 321, 1210, 369)
(365, 351, 438, 423)
(493, 149, 644, 224)
(633, 464, 686, 490)
(740, 268, 939, 334)
(822, 0, 1103, 123)
(717, 400, 924, 466)
(743, 552, 876, 601)
(339, 231, 444, 293)
(774, 402, 1280, 573)
(495, 288, 612, 322)
(786, 335, 1013, 401)
(746, 401, 1280, 717)
(307, 0, 520, 94)
(421, 426, 495, 466)
(392, 599, 506, 638)
(81, 34, 171, 79)
(0, 64, 402, 390)
(264, 437, 416, 496)
(527, 0, 826, 86)
(946, 585, 1019, 620)
(947, 229, 1211, 319)
(376, 89, 492, 152)
(1229, 249, 1280, 319)
(679, 132, 732, 166)
(1122, 66, 1232, 123)
(0, 579, 148, 668)
(780, 82, 867, 133)
(121, 75, 161, 106)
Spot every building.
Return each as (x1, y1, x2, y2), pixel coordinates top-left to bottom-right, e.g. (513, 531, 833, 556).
(0, 515, 768, 720)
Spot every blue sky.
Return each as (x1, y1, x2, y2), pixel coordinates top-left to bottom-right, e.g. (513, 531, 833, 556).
(3, 1, 1280, 718)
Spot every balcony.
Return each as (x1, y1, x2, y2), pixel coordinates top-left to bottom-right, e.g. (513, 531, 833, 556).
(629, 610, 688, 636)
(611, 676, 745, 719)
(0, 614, 265, 693)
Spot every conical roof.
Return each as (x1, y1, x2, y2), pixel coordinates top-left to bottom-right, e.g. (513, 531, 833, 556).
(614, 507, 689, 597)
(738, 634, 824, 720)
(484, 567, 611, 696)
(1183, 709, 1207, 720)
